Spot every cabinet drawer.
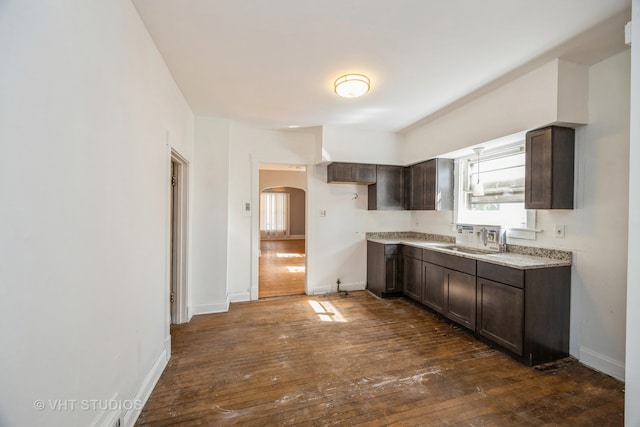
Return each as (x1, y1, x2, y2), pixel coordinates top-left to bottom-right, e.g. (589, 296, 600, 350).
(401, 245, 422, 259)
(423, 249, 476, 275)
(384, 244, 399, 255)
(477, 261, 524, 288)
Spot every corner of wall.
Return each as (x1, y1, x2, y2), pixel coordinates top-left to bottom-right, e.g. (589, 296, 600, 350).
(579, 347, 625, 382)
(191, 297, 230, 315)
(126, 347, 170, 427)
(557, 59, 589, 125)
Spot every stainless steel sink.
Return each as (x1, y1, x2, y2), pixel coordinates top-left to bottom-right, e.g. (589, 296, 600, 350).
(441, 245, 489, 255)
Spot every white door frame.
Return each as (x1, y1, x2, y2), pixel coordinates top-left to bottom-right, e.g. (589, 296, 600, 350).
(251, 159, 309, 300)
(169, 148, 190, 324)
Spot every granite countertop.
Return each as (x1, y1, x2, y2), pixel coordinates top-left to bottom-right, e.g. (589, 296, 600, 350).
(367, 237, 572, 270)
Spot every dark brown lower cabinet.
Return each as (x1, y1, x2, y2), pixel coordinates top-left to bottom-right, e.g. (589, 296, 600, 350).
(477, 261, 570, 365)
(422, 261, 444, 312)
(444, 268, 476, 330)
(367, 243, 570, 366)
(477, 278, 524, 355)
(402, 255, 422, 301)
(366, 242, 401, 298)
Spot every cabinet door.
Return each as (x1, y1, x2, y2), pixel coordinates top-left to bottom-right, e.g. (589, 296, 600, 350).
(368, 165, 404, 210)
(408, 159, 453, 211)
(327, 163, 376, 184)
(366, 241, 385, 296)
(525, 126, 574, 209)
(385, 253, 400, 292)
(409, 162, 427, 210)
(444, 269, 476, 330)
(422, 159, 436, 210)
(402, 256, 422, 301)
(477, 278, 524, 355)
(525, 128, 553, 209)
(354, 164, 376, 183)
(422, 261, 444, 313)
(327, 163, 354, 182)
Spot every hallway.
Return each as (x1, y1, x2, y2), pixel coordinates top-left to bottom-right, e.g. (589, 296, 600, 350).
(259, 239, 306, 298)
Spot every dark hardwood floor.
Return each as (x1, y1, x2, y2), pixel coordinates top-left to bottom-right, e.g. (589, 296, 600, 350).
(135, 291, 624, 426)
(259, 239, 305, 298)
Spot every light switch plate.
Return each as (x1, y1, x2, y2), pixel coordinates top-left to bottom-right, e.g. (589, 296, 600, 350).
(243, 201, 251, 217)
(554, 224, 565, 238)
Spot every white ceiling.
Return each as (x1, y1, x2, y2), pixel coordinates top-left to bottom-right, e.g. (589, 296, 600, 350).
(132, 0, 631, 133)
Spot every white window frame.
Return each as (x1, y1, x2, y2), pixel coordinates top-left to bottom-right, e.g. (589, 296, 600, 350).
(454, 142, 537, 239)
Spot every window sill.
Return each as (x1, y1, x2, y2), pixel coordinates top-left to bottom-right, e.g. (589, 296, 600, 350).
(506, 228, 542, 240)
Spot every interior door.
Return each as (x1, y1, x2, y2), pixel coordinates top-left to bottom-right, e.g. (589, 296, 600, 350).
(169, 161, 177, 324)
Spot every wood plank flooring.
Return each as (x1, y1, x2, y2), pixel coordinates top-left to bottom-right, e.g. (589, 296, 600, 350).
(135, 291, 624, 426)
(259, 239, 305, 298)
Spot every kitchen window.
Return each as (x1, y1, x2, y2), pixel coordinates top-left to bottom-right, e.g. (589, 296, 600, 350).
(455, 142, 535, 231)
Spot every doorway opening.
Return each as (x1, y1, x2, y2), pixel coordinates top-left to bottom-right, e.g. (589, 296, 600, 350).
(170, 149, 189, 324)
(258, 164, 307, 298)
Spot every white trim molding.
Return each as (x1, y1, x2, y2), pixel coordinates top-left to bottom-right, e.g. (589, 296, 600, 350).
(192, 299, 230, 315)
(229, 291, 251, 303)
(127, 348, 170, 426)
(580, 347, 625, 381)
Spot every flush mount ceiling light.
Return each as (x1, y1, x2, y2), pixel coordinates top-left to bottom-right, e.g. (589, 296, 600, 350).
(334, 74, 370, 98)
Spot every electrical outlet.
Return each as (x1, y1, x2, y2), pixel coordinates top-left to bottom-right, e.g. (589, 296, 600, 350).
(320, 209, 327, 217)
(554, 225, 565, 238)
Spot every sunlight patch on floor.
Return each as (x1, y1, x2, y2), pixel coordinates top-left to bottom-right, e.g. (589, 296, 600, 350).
(286, 266, 305, 273)
(308, 300, 346, 322)
(277, 252, 305, 258)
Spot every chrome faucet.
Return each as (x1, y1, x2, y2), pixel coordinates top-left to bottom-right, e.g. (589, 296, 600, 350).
(480, 227, 488, 246)
(498, 229, 507, 251)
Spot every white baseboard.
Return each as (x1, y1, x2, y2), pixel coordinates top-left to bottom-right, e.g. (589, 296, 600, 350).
(192, 299, 230, 315)
(310, 285, 332, 295)
(310, 282, 366, 295)
(90, 392, 122, 427)
(229, 292, 251, 303)
(579, 347, 625, 381)
(164, 335, 171, 358)
(125, 347, 170, 427)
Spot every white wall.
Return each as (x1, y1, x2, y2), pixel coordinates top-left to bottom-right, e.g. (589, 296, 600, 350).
(226, 123, 318, 301)
(625, 0, 640, 423)
(402, 59, 588, 164)
(308, 166, 412, 294)
(0, 1, 194, 427)
(553, 50, 628, 379)
(196, 122, 413, 303)
(191, 117, 230, 315)
(321, 125, 403, 164)
(409, 51, 631, 380)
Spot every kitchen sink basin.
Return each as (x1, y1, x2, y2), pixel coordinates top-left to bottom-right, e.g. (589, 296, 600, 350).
(441, 245, 489, 255)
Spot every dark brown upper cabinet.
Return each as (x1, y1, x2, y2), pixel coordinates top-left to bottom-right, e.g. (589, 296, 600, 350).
(327, 162, 376, 184)
(525, 126, 575, 209)
(409, 158, 454, 210)
(368, 165, 405, 210)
